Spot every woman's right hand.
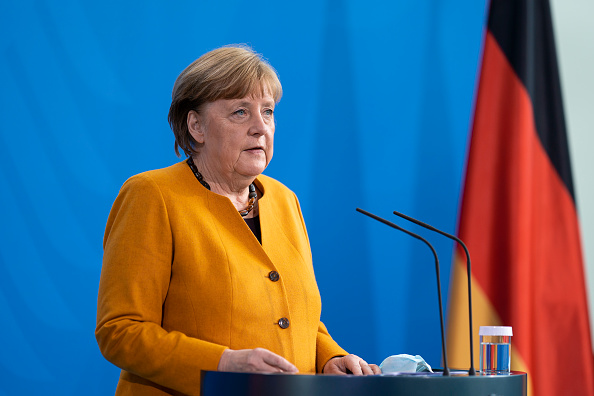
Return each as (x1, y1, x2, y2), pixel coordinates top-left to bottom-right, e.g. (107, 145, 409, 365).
(217, 348, 298, 373)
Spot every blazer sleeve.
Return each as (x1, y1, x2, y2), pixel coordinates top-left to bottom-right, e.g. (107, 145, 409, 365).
(316, 321, 349, 372)
(95, 174, 226, 395)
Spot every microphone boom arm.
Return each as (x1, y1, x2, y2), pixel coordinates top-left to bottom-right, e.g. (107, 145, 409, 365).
(356, 208, 450, 376)
(393, 210, 476, 375)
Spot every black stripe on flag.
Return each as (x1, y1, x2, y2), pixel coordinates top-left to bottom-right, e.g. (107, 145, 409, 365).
(487, 0, 575, 200)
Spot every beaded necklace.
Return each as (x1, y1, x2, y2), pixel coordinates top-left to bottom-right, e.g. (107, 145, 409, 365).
(186, 157, 257, 217)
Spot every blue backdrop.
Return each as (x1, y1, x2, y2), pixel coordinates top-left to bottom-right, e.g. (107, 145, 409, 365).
(0, 1, 487, 394)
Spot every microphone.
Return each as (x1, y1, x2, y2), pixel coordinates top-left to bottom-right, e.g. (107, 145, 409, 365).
(393, 210, 476, 376)
(356, 208, 450, 376)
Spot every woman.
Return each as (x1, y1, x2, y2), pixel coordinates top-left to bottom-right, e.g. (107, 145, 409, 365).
(96, 45, 380, 396)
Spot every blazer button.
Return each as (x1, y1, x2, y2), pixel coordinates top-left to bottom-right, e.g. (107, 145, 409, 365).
(268, 271, 280, 282)
(278, 318, 290, 329)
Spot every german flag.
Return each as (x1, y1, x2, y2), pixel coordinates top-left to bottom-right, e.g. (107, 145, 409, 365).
(446, 1, 594, 395)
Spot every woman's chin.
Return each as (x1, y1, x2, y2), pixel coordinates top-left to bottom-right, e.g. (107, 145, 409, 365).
(236, 160, 269, 178)
(236, 166, 267, 179)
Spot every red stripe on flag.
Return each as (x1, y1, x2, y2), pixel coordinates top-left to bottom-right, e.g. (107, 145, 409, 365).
(458, 31, 594, 395)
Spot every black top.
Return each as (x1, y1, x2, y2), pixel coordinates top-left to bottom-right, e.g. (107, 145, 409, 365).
(244, 216, 261, 244)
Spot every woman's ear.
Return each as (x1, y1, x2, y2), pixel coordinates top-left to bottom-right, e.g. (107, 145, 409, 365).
(187, 110, 205, 144)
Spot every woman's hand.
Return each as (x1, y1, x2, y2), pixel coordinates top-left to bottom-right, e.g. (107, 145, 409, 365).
(323, 354, 381, 375)
(217, 348, 298, 373)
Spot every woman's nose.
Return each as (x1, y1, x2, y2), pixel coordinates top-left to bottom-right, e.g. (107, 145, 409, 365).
(249, 113, 271, 136)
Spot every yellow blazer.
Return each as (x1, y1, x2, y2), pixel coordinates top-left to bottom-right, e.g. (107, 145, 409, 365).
(96, 161, 347, 395)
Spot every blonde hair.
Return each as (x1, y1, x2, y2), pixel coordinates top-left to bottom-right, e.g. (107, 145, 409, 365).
(168, 45, 282, 157)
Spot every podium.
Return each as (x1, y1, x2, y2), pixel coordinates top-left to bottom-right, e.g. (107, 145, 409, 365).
(201, 370, 527, 396)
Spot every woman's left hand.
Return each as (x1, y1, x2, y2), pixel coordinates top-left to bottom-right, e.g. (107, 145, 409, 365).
(322, 354, 381, 375)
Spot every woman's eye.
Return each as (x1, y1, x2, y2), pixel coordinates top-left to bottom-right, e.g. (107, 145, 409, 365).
(263, 109, 274, 116)
(234, 109, 247, 116)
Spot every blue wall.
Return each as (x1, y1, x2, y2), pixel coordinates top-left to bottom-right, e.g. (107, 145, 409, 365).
(0, 1, 487, 393)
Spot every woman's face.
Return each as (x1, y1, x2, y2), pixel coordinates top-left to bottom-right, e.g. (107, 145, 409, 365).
(189, 90, 275, 181)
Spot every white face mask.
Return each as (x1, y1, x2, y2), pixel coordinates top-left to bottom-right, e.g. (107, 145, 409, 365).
(379, 354, 433, 374)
